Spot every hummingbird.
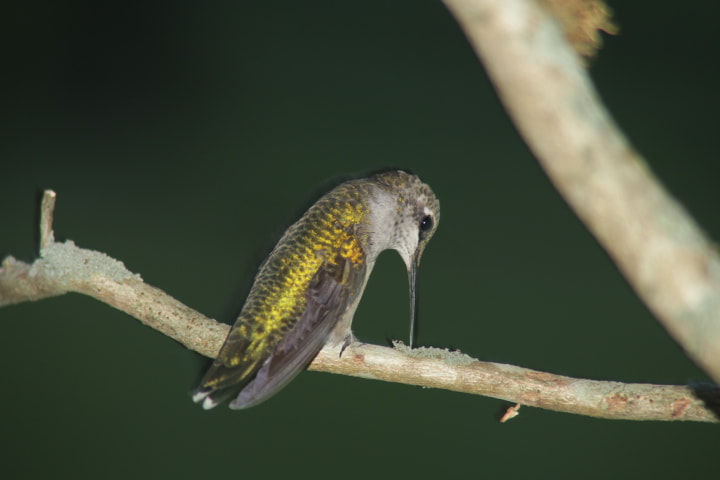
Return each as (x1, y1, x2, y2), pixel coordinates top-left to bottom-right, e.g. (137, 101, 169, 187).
(193, 170, 440, 409)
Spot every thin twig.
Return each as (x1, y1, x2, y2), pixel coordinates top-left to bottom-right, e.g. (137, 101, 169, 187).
(39, 190, 56, 251)
(500, 404, 521, 423)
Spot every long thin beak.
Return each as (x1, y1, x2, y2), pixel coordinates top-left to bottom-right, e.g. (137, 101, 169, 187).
(408, 252, 420, 348)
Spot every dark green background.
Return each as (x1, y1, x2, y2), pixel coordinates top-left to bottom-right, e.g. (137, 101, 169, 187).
(2, 2, 718, 478)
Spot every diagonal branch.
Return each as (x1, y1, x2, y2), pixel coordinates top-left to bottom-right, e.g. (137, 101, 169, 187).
(442, 0, 720, 384)
(1, 191, 718, 422)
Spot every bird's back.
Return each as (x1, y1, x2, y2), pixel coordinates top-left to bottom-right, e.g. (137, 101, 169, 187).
(194, 181, 372, 408)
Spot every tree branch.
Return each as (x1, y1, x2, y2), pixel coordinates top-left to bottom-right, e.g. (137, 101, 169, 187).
(442, 0, 720, 384)
(1, 191, 718, 422)
(3, 1, 719, 423)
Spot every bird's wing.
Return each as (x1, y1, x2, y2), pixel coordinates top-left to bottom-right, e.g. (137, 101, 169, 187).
(228, 253, 365, 409)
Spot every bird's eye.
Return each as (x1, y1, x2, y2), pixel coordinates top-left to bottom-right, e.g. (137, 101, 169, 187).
(419, 215, 433, 232)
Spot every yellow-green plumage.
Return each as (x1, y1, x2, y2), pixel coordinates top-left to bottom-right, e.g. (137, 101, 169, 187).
(220, 184, 369, 377)
(194, 171, 439, 409)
